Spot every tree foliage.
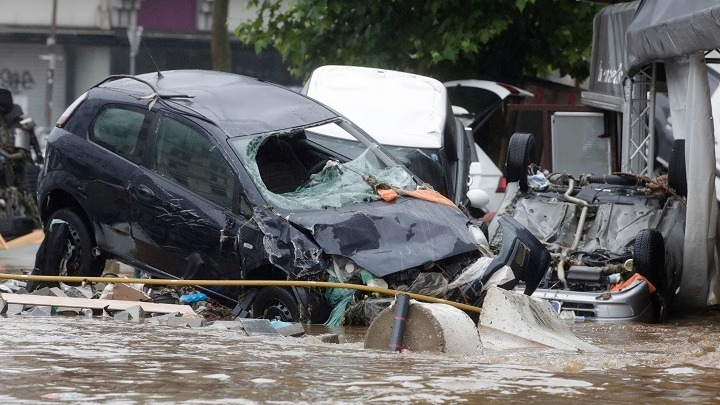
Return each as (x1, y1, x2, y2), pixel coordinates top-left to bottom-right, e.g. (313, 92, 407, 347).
(236, 0, 601, 82)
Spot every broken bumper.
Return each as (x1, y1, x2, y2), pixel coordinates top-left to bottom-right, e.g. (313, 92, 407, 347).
(532, 279, 654, 322)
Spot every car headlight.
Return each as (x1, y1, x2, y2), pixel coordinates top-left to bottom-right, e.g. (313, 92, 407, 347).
(468, 224, 489, 247)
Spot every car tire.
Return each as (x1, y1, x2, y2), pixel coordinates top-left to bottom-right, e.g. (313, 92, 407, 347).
(633, 228, 668, 321)
(506, 132, 535, 192)
(46, 208, 105, 278)
(667, 139, 687, 197)
(252, 286, 300, 322)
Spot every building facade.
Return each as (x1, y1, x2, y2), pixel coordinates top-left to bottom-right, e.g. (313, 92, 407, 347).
(0, 0, 295, 130)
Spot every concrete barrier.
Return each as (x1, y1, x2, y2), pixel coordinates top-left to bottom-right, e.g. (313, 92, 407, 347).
(477, 287, 600, 352)
(364, 299, 482, 355)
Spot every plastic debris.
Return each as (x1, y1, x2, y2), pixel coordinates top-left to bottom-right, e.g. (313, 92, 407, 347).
(179, 291, 208, 304)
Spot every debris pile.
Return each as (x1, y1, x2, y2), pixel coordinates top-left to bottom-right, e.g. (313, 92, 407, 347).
(0, 278, 339, 341)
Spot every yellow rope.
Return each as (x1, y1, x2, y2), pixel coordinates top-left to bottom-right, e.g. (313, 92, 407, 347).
(0, 273, 483, 314)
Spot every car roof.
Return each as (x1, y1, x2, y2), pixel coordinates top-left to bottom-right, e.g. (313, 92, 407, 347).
(303, 65, 447, 149)
(98, 70, 338, 137)
(444, 79, 534, 99)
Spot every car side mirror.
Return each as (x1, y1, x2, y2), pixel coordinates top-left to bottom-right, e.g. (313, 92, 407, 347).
(451, 105, 470, 116)
(466, 161, 488, 209)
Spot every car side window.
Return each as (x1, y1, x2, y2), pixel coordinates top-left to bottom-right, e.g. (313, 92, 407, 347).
(90, 106, 148, 164)
(154, 117, 236, 209)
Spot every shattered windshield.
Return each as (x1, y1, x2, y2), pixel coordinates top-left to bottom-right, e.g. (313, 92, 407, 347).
(230, 120, 418, 210)
(306, 134, 448, 197)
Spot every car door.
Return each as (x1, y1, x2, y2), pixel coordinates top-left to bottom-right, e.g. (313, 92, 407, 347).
(129, 113, 245, 284)
(85, 103, 153, 255)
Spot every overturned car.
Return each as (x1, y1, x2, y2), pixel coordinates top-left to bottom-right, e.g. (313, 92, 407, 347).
(490, 132, 686, 322)
(34, 70, 548, 323)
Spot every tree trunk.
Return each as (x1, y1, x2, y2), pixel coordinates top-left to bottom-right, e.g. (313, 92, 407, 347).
(211, 0, 231, 72)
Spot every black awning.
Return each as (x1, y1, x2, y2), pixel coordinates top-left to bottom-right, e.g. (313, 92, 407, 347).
(582, 1, 638, 111)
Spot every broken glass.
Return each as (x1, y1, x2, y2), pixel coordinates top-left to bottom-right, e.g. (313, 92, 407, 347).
(230, 122, 417, 210)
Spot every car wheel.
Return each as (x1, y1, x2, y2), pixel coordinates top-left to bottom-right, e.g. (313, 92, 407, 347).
(667, 139, 687, 197)
(633, 228, 668, 321)
(506, 132, 535, 192)
(46, 208, 105, 278)
(252, 286, 300, 322)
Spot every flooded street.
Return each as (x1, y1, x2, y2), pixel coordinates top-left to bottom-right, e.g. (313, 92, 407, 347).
(1, 312, 719, 404)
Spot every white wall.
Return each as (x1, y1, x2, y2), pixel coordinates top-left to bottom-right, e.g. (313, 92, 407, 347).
(0, 44, 66, 129)
(0, 0, 108, 28)
(0, 0, 263, 32)
(73, 46, 111, 97)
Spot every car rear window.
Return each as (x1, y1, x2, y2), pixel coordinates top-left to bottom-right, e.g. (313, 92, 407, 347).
(91, 106, 147, 163)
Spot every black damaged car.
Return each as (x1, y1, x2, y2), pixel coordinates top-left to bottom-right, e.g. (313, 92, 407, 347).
(35, 70, 548, 323)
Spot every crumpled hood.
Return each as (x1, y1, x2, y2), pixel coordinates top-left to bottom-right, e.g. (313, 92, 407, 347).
(287, 198, 478, 277)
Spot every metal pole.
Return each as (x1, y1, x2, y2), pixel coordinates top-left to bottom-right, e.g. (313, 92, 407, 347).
(621, 76, 633, 172)
(45, 0, 58, 128)
(647, 63, 657, 177)
(127, 25, 143, 75)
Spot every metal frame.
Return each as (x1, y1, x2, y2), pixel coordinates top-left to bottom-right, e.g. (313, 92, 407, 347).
(621, 63, 656, 176)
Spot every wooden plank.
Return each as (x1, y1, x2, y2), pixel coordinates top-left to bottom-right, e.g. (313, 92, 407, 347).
(0, 293, 196, 316)
(6, 229, 44, 248)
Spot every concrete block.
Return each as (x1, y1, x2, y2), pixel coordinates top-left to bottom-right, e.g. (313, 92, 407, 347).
(317, 333, 339, 344)
(148, 311, 181, 325)
(109, 283, 150, 302)
(238, 319, 279, 336)
(55, 307, 81, 316)
(65, 287, 93, 299)
(113, 305, 145, 322)
(365, 300, 482, 355)
(208, 320, 245, 330)
(81, 309, 94, 318)
(167, 316, 205, 328)
(6, 303, 24, 315)
(1, 280, 27, 293)
(477, 287, 600, 352)
(27, 306, 53, 317)
(275, 323, 305, 337)
(49, 287, 68, 297)
(30, 287, 52, 296)
(50, 287, 78, 313)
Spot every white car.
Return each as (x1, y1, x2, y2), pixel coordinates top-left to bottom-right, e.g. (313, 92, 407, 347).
(445, 79, 535, 210)
(302, 65, 499, 213)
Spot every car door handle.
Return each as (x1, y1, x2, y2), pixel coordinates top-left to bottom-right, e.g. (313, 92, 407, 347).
(136, 184, 155, 198)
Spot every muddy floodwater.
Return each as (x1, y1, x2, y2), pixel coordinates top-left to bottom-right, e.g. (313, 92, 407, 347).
(1, 312, 720, 404)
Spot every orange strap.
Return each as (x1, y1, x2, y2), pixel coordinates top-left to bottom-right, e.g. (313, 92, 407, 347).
(376, 187, 457, 209)
(377, 188, 399, 202)
(398, 189, 457, 208)
(611, 273, 657, 294)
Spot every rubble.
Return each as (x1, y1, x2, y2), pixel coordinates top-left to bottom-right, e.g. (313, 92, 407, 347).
(208, 320, 245, 330)
(167, 315, 206, 328)
(147, 312, 181, 325)
(238, 319, 280, 336)
(113, 305, 145, 322)
(0, 292, 195, 316)
(5, 303, 24, 315)
(106, 283, 151, 302)
(271, 320, 306, 337)
(27, 305, 52, 317)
